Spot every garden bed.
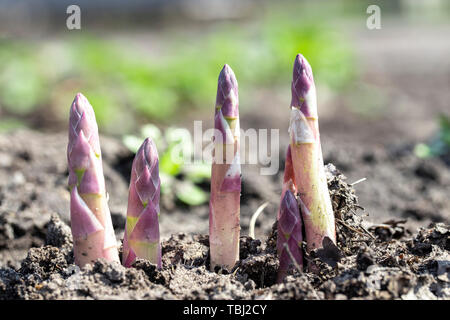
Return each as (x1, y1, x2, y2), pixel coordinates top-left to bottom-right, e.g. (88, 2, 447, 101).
(0, 130, 449, 299)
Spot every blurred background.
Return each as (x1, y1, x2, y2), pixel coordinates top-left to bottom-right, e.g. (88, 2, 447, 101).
(0, 0, 449, 239)
(0, 0, 447, 136)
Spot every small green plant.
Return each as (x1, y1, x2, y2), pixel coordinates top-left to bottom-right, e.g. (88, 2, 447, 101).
(123, 124, 210, 206)
(414, 114, 450, 158)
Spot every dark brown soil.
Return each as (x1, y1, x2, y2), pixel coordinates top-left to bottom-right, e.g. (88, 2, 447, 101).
(0, 130, 449, 299)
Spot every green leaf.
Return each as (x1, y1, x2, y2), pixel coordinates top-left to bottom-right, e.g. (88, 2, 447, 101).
(0, 118, 27, 133)
(165, 127, 192, 146)
(183, 162, 211, 183)
(0, 59, 47, 114)
(122, 135, 143, 154)
(414, 143, 431, 158)
(439, 114, 450, 131)
(159, 172, 174, 194)
(175, 182, 209, 206)
(159, 145, 183, 176)
(128, 84, 178, 120)
(140, 124, 162, 145)
(438, 114, 450, 147)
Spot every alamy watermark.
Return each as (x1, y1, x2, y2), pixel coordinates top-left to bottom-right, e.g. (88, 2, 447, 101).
(366, 5, 381, 30)
(169, 121, 280, 176)
(66, 5, 81, 30)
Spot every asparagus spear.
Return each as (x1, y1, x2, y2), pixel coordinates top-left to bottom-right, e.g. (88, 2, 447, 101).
(277, 189, 303, 282)
(67, 93, 119, 267)
(276, 145, 303, 282)
(289, 54, 336, 252)
(122, 138, 161, 268)
(209, 64, 241, 271)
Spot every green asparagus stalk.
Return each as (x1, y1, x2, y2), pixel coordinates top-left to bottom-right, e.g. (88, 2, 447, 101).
(209, 64, 241, 271)
(67, 93, 119, 267)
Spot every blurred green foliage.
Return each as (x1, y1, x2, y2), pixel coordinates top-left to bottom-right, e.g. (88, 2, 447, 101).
(123, 124, 210, 206)
(415, 115, 450, 159)
(0, 118, 26, 133)
(0, 10, 355, 134)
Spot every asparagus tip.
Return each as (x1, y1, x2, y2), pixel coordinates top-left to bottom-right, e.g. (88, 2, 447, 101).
(140, 137, 159, 162)
(291, 54, 317, 117)
(293, 54, 313, 83)
(216, 64, 239, 118)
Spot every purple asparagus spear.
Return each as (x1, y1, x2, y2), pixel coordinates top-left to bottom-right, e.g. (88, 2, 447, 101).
(289, 54, 336, 254)
(67, 93, 119, 267)
(277, 189, 303, 282)
(209, 64, 241, 271)
(122, 138, 161, 268)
